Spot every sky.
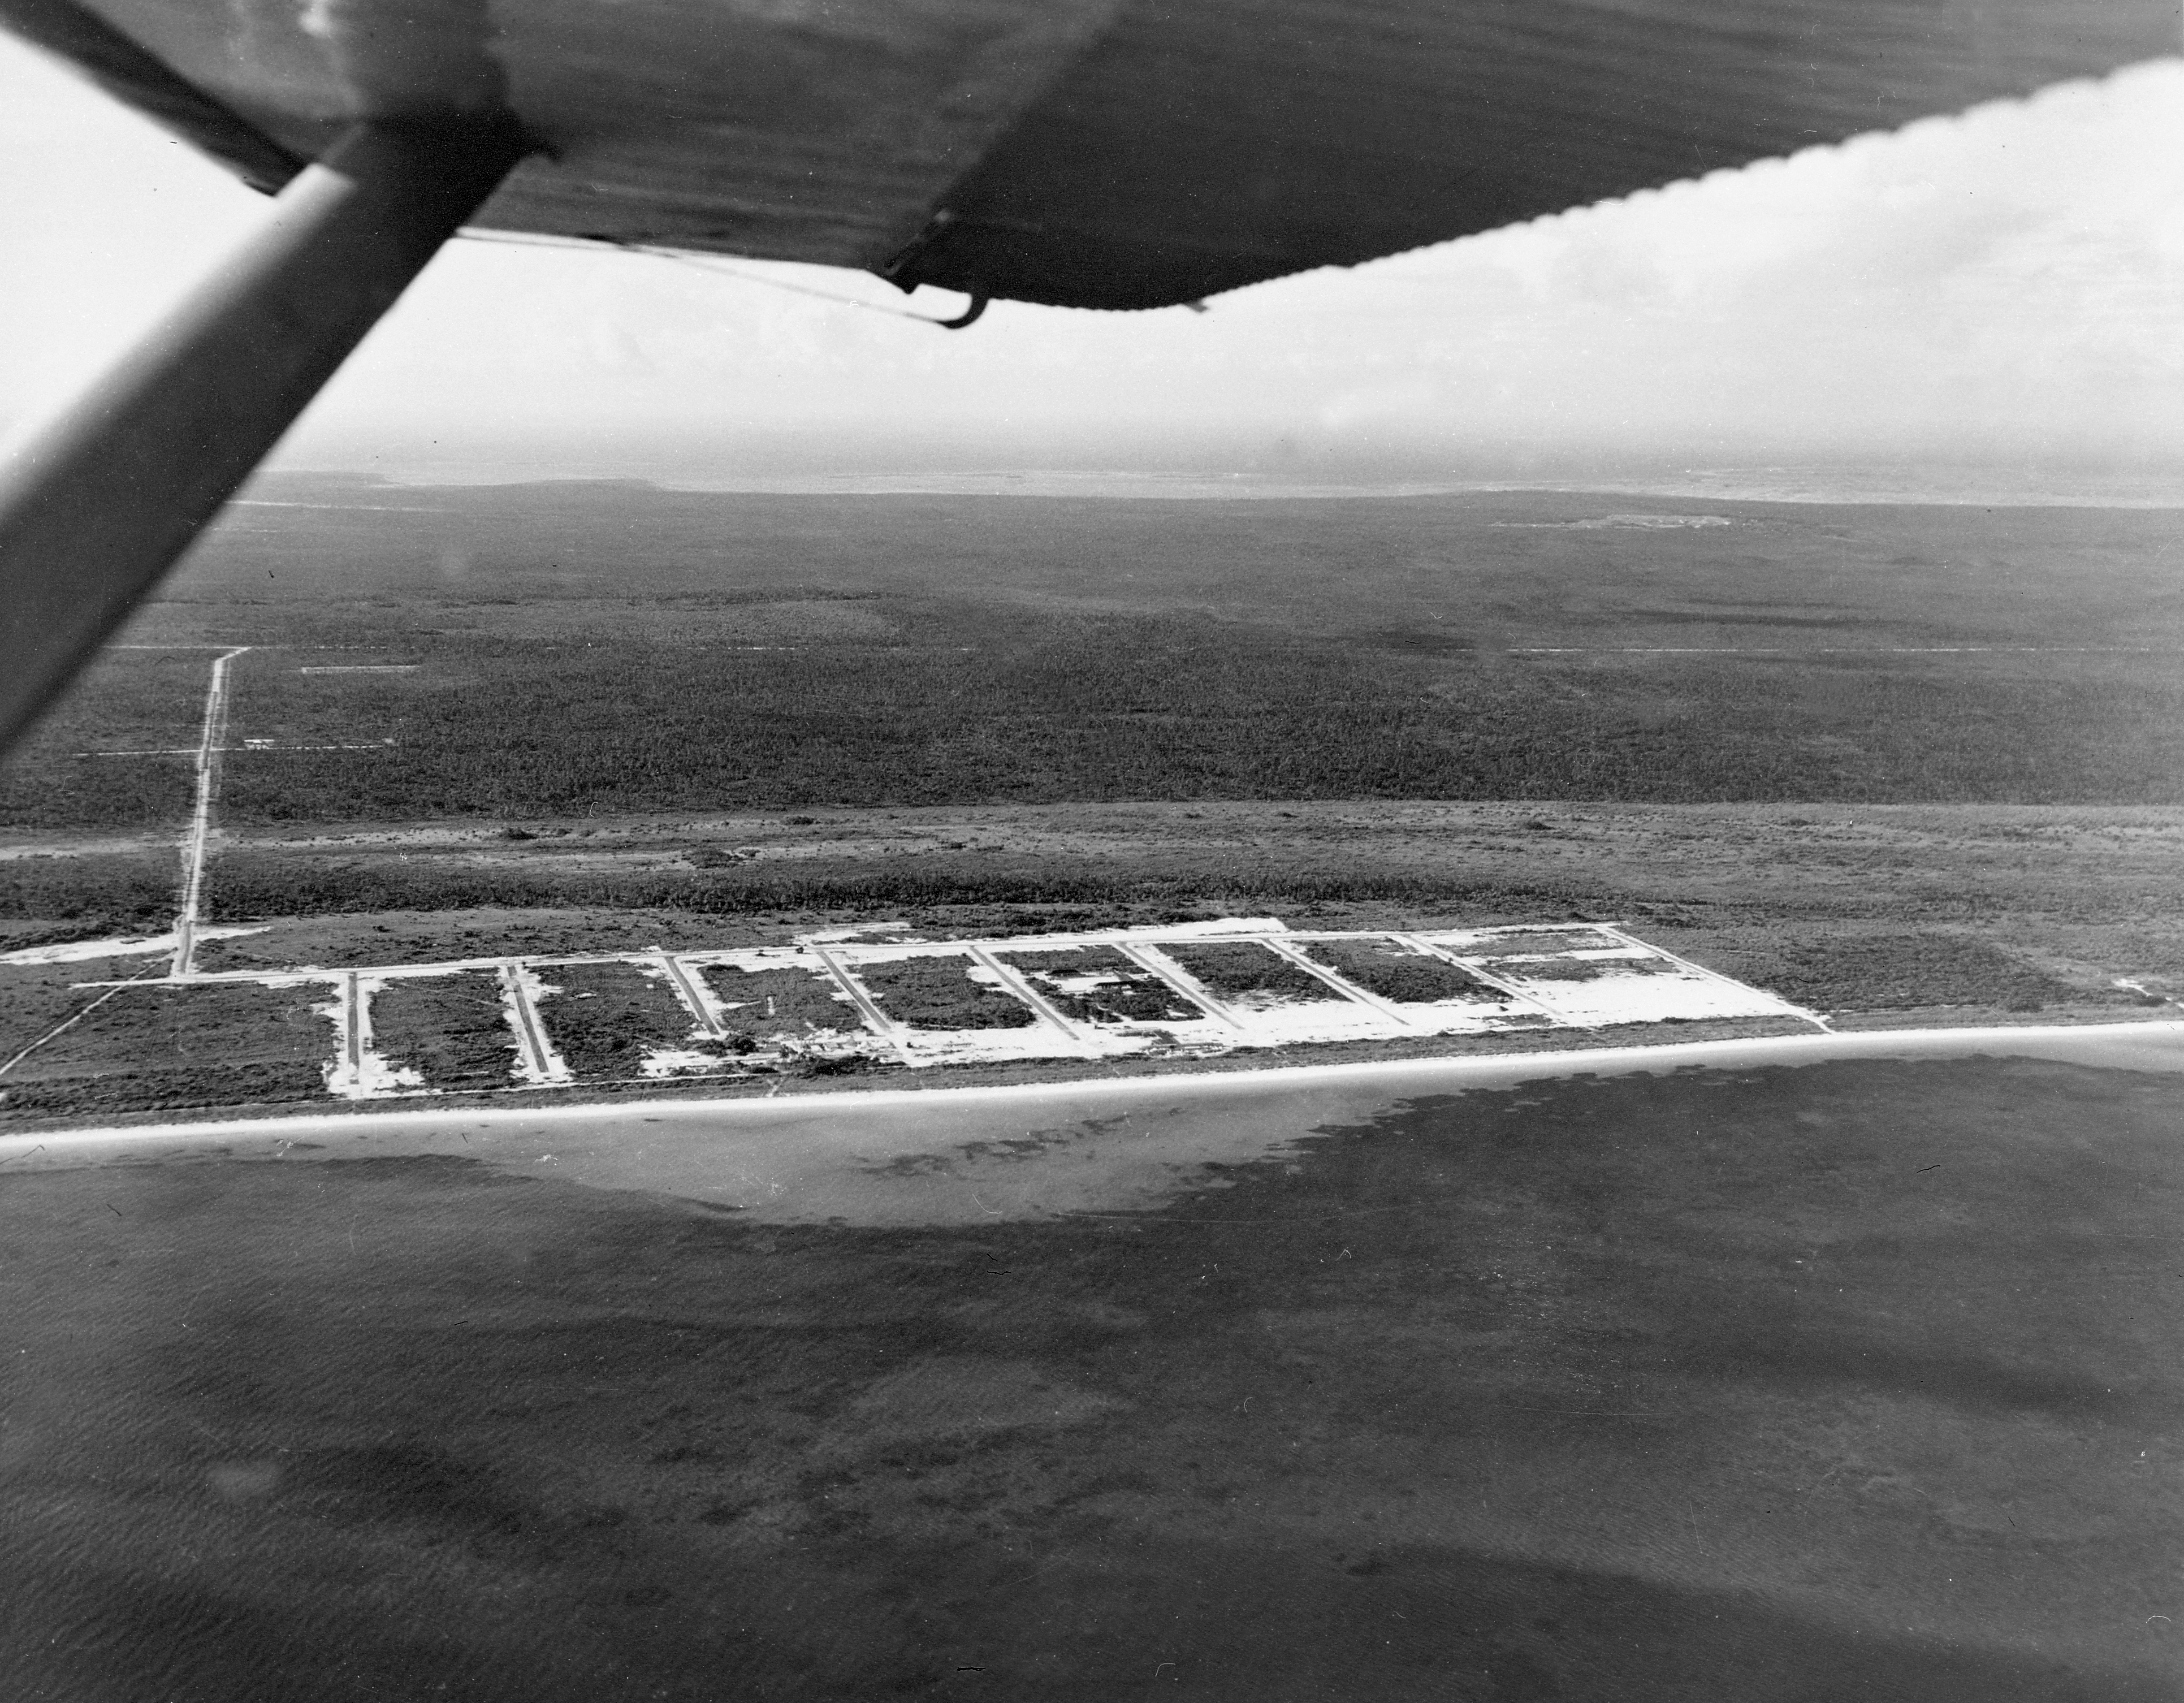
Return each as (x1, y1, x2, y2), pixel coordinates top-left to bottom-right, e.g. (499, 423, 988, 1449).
(1, 35, 2182, 496)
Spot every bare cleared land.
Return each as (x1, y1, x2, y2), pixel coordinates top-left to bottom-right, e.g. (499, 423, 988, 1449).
(4, 798, 2177, 1127)
(0, 916, 1805, 1127)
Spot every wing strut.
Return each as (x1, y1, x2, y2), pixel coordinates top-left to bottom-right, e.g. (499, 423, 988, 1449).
(0, 115, 531, 753)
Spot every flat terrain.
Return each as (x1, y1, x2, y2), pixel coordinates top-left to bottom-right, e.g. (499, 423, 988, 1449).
(6, 480, 2184, 835)
(5, 797, 2178, 1127)
(2, 485, 2180, 1698)
(4, 481, 2181, 1126)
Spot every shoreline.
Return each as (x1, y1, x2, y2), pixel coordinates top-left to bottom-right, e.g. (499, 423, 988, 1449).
(8, 1016, 2181, 1168)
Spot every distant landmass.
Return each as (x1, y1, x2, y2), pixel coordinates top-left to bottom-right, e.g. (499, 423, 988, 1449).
(271, 463, 2184, 508)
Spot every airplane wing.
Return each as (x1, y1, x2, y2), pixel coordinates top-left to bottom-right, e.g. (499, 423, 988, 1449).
(0, 0, 2177, 746)
(19, 0, 2182, 309)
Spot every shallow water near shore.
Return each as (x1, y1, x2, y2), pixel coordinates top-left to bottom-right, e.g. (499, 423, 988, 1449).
(8, 1019, 2182, 1225)
(2, 1038, 2179, 1700)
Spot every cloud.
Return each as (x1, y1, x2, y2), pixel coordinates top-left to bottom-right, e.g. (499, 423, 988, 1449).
(1, 36, 2179, 488)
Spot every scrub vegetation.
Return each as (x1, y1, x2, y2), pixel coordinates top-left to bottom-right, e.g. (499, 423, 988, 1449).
(537, 962, 701, 1077)
(1004, 947, 1204, 1023)
(1300, 938, 1503, 1004)
(0, 647, 209, 829)
(171, 615, 2184, 817)
(700, 963, 857, 1040)
(10, 482, 2184, 833)
(157, 849, 1560, 922)
(1498, 956, 1675, 981)
(1466, 928, 1629, 956)
(0, 973, 329, 1117)
(1, 854, 181, 943)
(855, 956, 1039, 1030)
(372, 972, 517, 1089)
(1162, 941, 1335, 1004)
(1736, 933, 2087, 1013)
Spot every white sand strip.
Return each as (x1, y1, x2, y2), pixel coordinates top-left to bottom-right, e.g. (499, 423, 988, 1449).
(6, 1019, 2179, 1168)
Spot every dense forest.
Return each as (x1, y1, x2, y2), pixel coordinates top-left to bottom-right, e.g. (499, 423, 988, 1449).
(6, 485, 2184, 833)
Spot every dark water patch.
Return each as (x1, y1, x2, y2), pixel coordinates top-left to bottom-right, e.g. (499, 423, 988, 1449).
(1668, 1324, 2154, 1425)
(3, 1564, 530, 1703)
(279, 1441, 538, 1544)
(1619, 608, 1882, 629)
(1370, 627, 1478, 653)
(317, 1152, 521, 1181)
(1, 1056, 2177, 1698)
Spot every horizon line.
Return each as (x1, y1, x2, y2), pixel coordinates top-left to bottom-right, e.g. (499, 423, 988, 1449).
(252, 466, 2184, 509)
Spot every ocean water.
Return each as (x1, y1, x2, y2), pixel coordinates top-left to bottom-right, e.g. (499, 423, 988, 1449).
(2, 1049, 2178, 1700)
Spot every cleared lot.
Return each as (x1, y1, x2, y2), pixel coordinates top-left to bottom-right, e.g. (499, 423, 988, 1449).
(2, 920, 1820, 1118)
